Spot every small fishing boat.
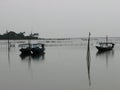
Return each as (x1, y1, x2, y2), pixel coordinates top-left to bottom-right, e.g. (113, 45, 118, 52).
(96, 36, 115, 52)
(19, 43, 45, 55)
(31, 44, 45, 54)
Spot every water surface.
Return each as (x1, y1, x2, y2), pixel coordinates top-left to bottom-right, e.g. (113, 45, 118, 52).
(0, 38, 120, 90)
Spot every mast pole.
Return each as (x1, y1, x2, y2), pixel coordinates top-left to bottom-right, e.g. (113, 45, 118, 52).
(106, 35, 108, 46)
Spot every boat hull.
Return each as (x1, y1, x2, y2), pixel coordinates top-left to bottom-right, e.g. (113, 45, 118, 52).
(96, 46, 114, 52)
(31, 47, 45, 55)
(20, 48, 31, 54)
(20, 47, 45, 55)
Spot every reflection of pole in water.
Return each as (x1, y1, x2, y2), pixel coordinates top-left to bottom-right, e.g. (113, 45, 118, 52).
(28, 55, 32, 69)
(86, 32, 91, 86)
(96, 50, 115, 68)
(41, 54, 45, 60)
(28, 55, 33, 78)
(7, 30, 11, 69)
(8, 43, 11, 69)
(106, 52, 108, 68)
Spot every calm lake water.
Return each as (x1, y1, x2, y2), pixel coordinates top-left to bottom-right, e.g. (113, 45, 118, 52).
(0, 38, 120, 90)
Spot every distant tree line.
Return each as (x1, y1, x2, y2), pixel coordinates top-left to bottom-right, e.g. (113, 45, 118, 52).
(0, 31, 39, 40)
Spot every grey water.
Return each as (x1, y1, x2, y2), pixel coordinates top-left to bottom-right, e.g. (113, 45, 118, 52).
(0, 38, 120, 90)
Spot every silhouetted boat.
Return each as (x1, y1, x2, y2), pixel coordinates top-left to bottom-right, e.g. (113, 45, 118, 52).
(31, 44, 45, 54)
(96, 36, 115, 52)
(19, 43, 45, 55)
(20, 52, 45, 60)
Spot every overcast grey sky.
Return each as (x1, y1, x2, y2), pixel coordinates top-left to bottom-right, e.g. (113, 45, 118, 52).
(0, 0, 120, 38)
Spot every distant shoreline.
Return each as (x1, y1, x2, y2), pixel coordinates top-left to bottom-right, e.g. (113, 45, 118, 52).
(0, 31, 38, 40)
(1, 31, 120, 40)
(0, 37, 120, 40)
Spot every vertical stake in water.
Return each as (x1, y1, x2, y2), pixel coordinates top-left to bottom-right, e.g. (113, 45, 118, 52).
(7, 30, 11, 69)
(8, 36, 10, 50)
(106, 35, 108, 46)
(6, 30, 10, 50)
(86, 32, 91, 86)
(28, 34, 31, 49)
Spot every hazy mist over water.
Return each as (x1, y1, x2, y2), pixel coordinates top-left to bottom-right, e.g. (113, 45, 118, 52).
(0, 0, 120, 38)
(0, 0, 120, 89)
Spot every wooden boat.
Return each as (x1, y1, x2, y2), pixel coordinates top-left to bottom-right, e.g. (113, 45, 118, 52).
(96, 36, 115, 52)
(96, 42, 115, 52)
(19, 43, 45, 55)
(31, 44, 45, 54)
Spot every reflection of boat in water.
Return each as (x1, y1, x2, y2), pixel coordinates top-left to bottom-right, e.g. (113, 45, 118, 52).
(96, 36, 115, 52)
(19, 43, 45, 55)
(20, 53, 45, 61)
(20, 52, 45, 69)
(96, 50, 114, 68)
(96, 50, 114, 57)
